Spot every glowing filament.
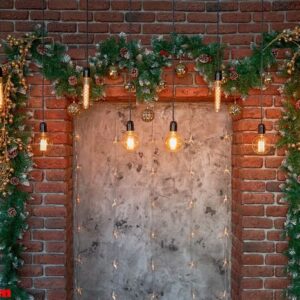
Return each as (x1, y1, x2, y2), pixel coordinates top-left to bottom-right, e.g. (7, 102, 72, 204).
(121, 131, 140, 152)
(40, 132, 48, 152)
(112, 291, 117, 300)
(214, 80, 222, 112)
(82, 76, 90, 109)
(112, 259, 118, 270)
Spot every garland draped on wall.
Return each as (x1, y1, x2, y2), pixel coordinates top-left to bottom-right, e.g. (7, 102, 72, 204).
(0, 25, 300, 299)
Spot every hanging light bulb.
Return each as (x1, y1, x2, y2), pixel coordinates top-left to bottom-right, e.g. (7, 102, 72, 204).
(0, 68, 4, 112)
(165, 120, 183, 152)
(82, 67, 90, 109)
(252, 123, 269, 155)
(214, 70, 222, 112)
(121, 120, 140, 152)
(39, 121, 48, 152)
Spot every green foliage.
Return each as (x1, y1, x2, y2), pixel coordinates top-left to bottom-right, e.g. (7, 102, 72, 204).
(1, 25, 300, 299)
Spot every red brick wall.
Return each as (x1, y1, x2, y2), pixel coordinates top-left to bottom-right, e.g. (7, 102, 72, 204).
(1, 1, 300, 299)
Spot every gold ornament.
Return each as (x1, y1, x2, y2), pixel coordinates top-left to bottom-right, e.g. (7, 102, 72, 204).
(124, 81, 136, 93)
(175, 62, 188, 78)
(141, 107, 155, 122)
(0, 158, 12, 194)
(228, 102, 242, 117)
(108, 65, 119, 80)
(67, 101, 81, 117)
(156, 80, 166, 93)
(264, 73, 273, 86)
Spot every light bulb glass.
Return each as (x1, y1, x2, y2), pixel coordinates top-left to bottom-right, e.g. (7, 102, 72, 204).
(121, 130, 139, 152)
(83, 76, 90, 109)
(252, 134, 269, 155)
(165, 131, 183, 152)
(0, 77, 4, 112)
(215, 80, 221, 112)
(40, 132, 48, 152)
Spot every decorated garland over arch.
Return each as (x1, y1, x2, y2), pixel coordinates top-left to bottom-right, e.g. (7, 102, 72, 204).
(0, 25, 300, 299)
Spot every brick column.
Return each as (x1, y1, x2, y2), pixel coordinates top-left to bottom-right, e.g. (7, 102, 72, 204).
(231, 90, 288, 300)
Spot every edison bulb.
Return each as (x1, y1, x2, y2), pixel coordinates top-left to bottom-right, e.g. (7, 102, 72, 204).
(121, 130, 139, 151)
(0, 69, 4, 112)
(82, 68, 90, 109)
(252, 123, 269, 155)
(165, 121, 183, 152)
(214, 71, 222, 112)
(40, 132, 48, 152)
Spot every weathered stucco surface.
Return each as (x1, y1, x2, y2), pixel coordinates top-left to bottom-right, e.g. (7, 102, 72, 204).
(74, 103, 231, 300)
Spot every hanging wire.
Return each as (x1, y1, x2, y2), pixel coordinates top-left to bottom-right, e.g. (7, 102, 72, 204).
(216, 0, 221, 71)
(172, 0, 176, 121)
(128, 0, 133, 115)
(42, 0, 45, 123)
(259, 0, 265, 124)
(85, 0, 89, 67)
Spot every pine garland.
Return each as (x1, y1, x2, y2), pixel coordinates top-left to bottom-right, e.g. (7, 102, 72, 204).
(0, 25, 300, 298)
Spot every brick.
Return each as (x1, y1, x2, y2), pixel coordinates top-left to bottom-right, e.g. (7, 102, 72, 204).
(48, 0, 77, 10)
(273, 1, 300, 10)
(241, 205, 264, 216)
(44, 194, 68, 205)
(34, 278, 66, 289)
(20, 278, 33, 289)
(243, 217, 273, 229)
(78, 23, 108, 33)
(238, 24, 269, 33)
(275, 266, 287, 277)
(110, 23, 141, 34)
(111, 0, 141, 10)
(242, 229, 265, 240)
(253, 12, 284, 22)
(239, 181, 265, 192)
(46, 242, 66, 253)
(23, 241, 43, 252)
(276, 242, 288, 253)
(187, 13, 217, 23)
(30, 11, 61, 20)
(175, 1, 205, 11)
(241, 278, 263, 289)
(126, 12, 154, 23)
(265, 254, 288, 265)
(222, 13, 251, 23)
(265, 157, 283, 168)
(45, 266, 66, 276)
(274, 218, 285, 230)
(0, 21, 14, 32)
(266, 205, 288, 217)
(0, 0, 13, 9)
(242, 193, 274, 204)
(242, 266, 274, 277)
(175, 24, 205, 34)
(240, 1, 271, 12)
(47, 290, 67, 300)
(16, 0, 45, 9)
(287, 11, 300, 21)
(266, 181, 282, 192)
(79, 0, 109, 10)
(0, 11, 29, 20)
(33, 207, 66, 217)
(32, 230, 65, 240)
(48, 22, 76, 33)
(206, 24, 237, 34)
(45, 218, 66, 229)
(35, 182, 68, 193)
(95, 12, 124, 22)
(244, 242, 275, 253)
(239, 169, 276, 180)
(157, 12, 186, 22)
(264, 278, 289, 289)
(46, 170, 70, 181)
(143, 1, 172, 11)
(33, 254, 65, 264)
(267, 230, 284, 241)
(143, 24, 172, 34)
(28, 217, 44, 229)
(242, 254, 264, 265)
(241, 290, 273, 300)
(34, 158, 71, 169)
(265, 108, 283, 119)
(20, 265, 43, 277)
(206, 2, 238, 12)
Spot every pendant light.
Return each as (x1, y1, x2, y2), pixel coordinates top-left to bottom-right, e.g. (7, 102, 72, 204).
(165, 0, 183, 153)
(0, 67, 4, 112)
(121, 0, 140, 152)
(252, 0, 269, 155)
(214, 0, 222, 112)
(39, 0, 48, 152)
(82, 0, 90, 109)
(121, 103, 140, 151)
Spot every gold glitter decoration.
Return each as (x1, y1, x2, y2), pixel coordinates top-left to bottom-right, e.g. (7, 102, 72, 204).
(67, 101, 81, 117)
(175, 62, 188, 78)
(108, 65, 119, 80)
(141, 107, 155, 122)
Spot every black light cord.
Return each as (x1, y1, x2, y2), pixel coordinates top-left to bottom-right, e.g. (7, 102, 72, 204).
(172, 0, 175, 121)
(86, 0, 89, 67)
(42, 0, 45, 123)
(217, 0, 221, 71)
(260, 0, 265, 124)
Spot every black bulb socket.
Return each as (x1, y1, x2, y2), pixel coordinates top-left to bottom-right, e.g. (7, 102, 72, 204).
(0, 67, 2, 78)
(40, 121, 47, 133)
(83, 67, 90, 78)
(215, 70, 222, 81)
(170, 120, 178, 132)
(126, 120, 135, 131)
(258, 123, 266, 134)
